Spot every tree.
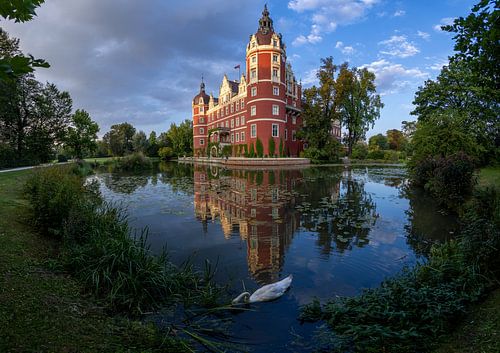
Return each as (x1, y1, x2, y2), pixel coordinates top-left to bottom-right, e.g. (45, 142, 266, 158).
(300, 57, 339, 151)
(268, 137, 275, 156)
(386, 129, 406, 151)
(103, 123, 136, 156)
(132, 130, 149, 153)
(401, 120, 417, 139)
(336, 65, 383, 156)
(65, 109, 99, 158)
(166, 119, 193, 156)
(147, 131, 159, 157)
(158, 146, 173, 160)
(368, 134, 388, 151)
(256, 137, 263, 157)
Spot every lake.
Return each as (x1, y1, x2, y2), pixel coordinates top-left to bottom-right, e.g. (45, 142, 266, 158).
(93, 162, 458, 352)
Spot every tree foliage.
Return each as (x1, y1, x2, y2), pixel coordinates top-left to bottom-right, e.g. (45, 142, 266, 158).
(103, 123, 136, 157)
(386, 129, 406, 151)
(167, 119, 193, 156)
(65, 109, 99, 159)
(368, 134, 388, 151)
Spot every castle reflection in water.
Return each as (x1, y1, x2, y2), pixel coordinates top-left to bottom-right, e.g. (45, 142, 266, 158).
(193, 165, 340, 283)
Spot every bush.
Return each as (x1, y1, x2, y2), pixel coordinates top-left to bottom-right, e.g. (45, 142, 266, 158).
(269, 137, 275, 157)
(351, 143, 368, 160)
(367, 149, 385, 160)
(256, 138, 263, 158)
(115, 152, 153, 171)
(221, 145, 232, 157)
(57, 154, 69, 163)
(248, 143, 255, 158)
(383, 150, 399, 162)
(24, 165, 86, 236)
(158, 147, 173, 160)
(412, 152, 476, 209)
(303, 139, 342, 163)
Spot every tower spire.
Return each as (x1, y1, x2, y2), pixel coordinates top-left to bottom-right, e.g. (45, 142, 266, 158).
(258, 4, 273, 34)
(200, 74, 205, 92)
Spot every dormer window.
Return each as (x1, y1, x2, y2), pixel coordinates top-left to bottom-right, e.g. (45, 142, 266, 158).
(273, 39, 278, 47)
(199, 98, 203, 104)
(251, 55, 257, 64)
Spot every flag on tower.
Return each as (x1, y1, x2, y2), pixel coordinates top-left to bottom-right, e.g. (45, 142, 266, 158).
(234, 64, 240, 69)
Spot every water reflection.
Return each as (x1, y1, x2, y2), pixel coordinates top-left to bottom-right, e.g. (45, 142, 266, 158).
(193, 166, 302, 283)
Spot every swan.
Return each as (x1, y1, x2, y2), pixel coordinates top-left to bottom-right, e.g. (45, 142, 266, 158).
(231, 275, 293, 304)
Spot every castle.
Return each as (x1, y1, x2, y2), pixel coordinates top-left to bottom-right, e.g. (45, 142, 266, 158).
(192, 5, 304, 157)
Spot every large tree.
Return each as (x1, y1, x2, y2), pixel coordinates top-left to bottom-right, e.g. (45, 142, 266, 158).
(300, 57, 339, 151)
(336, 65, 383, 156)
(167, 119, 193, 156)
(132, 130, 149, 153)
(65, 109, 99, 158)
(386, 129, 406, 151)
(103, 122, 136, 156)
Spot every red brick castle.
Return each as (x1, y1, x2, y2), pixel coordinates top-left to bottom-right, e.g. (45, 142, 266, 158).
(192, 5, 303, 157)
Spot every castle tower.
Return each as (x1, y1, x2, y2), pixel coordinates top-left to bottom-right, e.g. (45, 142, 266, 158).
(245, 5, 302, 156)
(192, 78, 209, 155)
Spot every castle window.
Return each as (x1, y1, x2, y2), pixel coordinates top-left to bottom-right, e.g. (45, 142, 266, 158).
(231, 119, 234, 128)
(241, 132, 245, 141)
(252, 41, 256, 48)
(251, 106, 256, 116)
(225, 121, 229, 128)
(199, 117, 204, 123)
(272, 54, 278, 63)
(236, 133, 240, 142)
(285, 129, 288, 140)
(251, 87, 257, 97)
(236, 117, 240, 126)
(250, 69, 257, 81)
(217, 110, 220, 118)
(251, 124, 257, 138)
(231, 133, 234, 143)
(241, 100, 244, 108)
(225, 107, 228, 115)
(251, 55, 257, 64)
(292, 130, 296, 141)
(199, 98, 204, 104)
(200, 138, 204, 145)
(272, 124, 279, 137)
(236, 101, 239, 111)
(241, 116, 245, 125)
(272, 105, 279, 116)
(200, 106, 204, 112)
(273, 39, 278, 47)
(231, 104, 234, 113)
(273, 86, 279, 95)
(292, 116, 296, 124)
(200, 127, 204, 134)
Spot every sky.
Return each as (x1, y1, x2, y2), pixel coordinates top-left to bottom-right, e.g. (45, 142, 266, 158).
(1, 0, 477, 138)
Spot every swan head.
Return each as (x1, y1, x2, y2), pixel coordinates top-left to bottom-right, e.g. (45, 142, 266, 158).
(231, 291, 251, 304)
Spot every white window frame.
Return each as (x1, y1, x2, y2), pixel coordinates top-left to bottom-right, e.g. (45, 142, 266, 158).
(292, 116, 297, 124)
(273, 86, 279, 95)
(251, 106, 256, 116)
(272, 54, 278, 63)
(200, 138, 205, 145)
(272, 124, 279, 137)
(272, 105, 279, 116)
(231, 119, 234, 128)
(231, 133, 234, 143)
(241, 116, 245, 125)
(236, 132, 240, 142)
(251, 124, 257, 138)
(251, 87, 257, 97)
(200, 127, 204, 134)
(241, 131, 245, 141)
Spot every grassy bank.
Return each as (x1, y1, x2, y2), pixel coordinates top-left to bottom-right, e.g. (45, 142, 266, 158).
(0, 170, 184, 352)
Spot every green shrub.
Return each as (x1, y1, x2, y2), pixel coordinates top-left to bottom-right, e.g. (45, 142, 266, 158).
(268, 137, 275, 157)
(57, 154, 68, 163)
(367, 149, 385, 160)
(351, 143, 368, 160)
(221, 145, 232, 157)
(24, 165, 86, 236)
(115, 152, 153, 171)
(256, 138, 263, 158)
(383, 150, 399, 162)
(249, 143, 255, 158)
(158, 147, 173, 160)
(303, 139, 342, 163)
(279, 138, 284, 157)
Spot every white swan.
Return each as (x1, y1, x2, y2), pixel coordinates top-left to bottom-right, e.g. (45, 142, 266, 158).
(232, 275, 293, 304)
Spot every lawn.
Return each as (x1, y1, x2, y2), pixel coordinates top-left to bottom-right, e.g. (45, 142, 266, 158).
(0, 170, 170, 352)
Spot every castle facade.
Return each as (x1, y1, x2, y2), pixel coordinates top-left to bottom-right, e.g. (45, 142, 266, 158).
(192, 6, 304, 157)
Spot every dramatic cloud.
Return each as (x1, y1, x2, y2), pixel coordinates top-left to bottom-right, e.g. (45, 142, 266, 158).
(289, 0, 379, 46)
(335, 41, 355, 55)
(393, 10, 405, 17)
(417, 30, 430, 40)
(378, 35, 419, 58)
(1, 0, 262, 134)
(361, 59, 428, 95)
(433, 17, 455, 32)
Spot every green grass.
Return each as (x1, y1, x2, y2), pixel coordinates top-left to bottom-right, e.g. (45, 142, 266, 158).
(0, 170, 188, 352)
(478, 166, 500, 189)
(433, 289, 500, 353)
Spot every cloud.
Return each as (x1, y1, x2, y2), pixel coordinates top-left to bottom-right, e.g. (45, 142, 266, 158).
(393, 10, 405, 17)
(1, 0, 261, 134)
(301, 68, 319, 86)
(335, 41, 355, 55)
(289, 0, 379, 46)
(433, 17, 455, 32)
(417, 30, 430, 40)
(361, 59, 428, 95)
(379, 35, 419, 58)
(427, 58, 448, 71)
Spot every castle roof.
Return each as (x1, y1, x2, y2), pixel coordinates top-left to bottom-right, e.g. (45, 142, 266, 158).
(193, 80, 210, 104)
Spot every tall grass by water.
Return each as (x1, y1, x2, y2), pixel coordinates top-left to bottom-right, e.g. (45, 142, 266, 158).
(24, 163, 222, 315)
